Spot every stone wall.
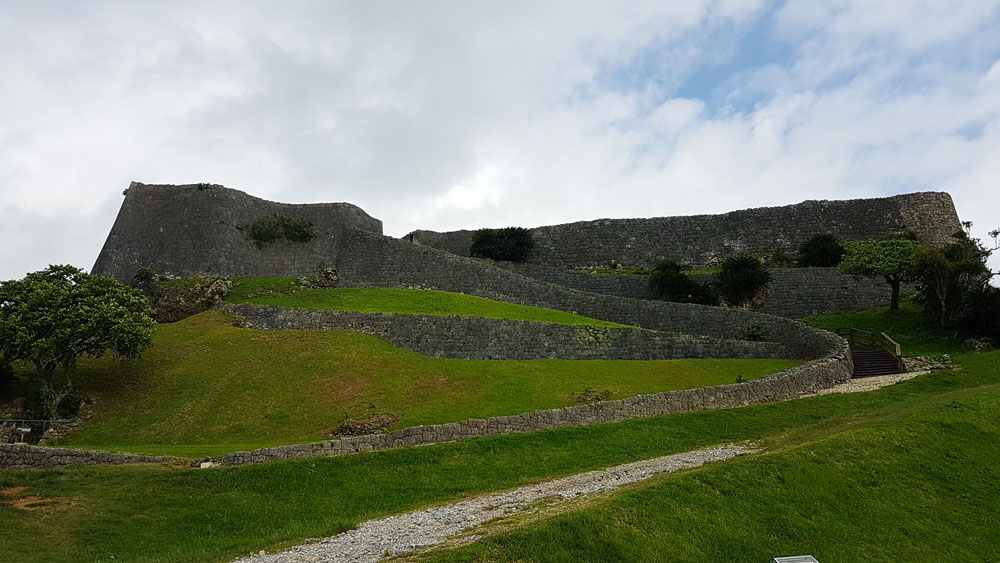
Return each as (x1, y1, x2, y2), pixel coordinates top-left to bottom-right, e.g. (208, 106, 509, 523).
(92, 182, 382, 281)
(407, 192, 962, 269)
(213, 337, 851, 466)
(334, 229, 838, 359)
(0, 443, 178, 470)
(488, 263, 907, 319)
(219, 303, 786, 360)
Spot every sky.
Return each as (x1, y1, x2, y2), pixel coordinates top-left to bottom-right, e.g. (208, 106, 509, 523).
(1, 0, 999, 280)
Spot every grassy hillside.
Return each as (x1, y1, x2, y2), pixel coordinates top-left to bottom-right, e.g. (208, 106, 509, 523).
(52, 311, 797, 457)
(220, 277, 627, 327)
(2, 347, 994, 562)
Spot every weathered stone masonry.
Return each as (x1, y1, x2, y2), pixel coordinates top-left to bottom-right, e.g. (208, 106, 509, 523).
(408, 192, 962, 269)
(92, 182, 382, 281)
(0, 443, 178, 470)
(219, 303, 787, 360)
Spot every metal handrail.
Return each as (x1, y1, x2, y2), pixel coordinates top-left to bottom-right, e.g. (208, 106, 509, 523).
(835, 328, 905, 373)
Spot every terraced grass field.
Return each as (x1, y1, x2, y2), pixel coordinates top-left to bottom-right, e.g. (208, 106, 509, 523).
(221, 277, 628, 327)
(49, 311, 796, 458)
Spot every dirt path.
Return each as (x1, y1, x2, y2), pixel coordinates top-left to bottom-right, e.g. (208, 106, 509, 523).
(234, 444, 752, 563)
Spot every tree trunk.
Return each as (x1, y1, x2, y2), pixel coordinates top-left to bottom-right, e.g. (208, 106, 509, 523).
(887, 274, 901, 312)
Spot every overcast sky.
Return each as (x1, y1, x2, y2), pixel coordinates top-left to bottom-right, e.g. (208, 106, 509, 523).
(2, 0, 999, 280)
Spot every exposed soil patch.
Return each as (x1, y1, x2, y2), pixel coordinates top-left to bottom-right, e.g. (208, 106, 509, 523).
(575, 388, 612, 403)
(1, 486, 29, 497)
(326, 414, 400, 436)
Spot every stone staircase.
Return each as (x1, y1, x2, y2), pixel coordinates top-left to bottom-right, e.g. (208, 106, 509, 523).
(850, 347, 903, 378)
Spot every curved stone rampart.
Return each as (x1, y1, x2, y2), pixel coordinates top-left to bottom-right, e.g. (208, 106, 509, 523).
(92, 182, 382, 281)
(408, 192, 961, 269)
(219, 303, 786, 360)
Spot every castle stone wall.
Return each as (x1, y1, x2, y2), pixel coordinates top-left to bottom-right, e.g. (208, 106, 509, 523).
(0, 443, 178, 470)
(92, 182, 382, 281)
(219, 303, 786, 360)
(408, 192, 961, 269)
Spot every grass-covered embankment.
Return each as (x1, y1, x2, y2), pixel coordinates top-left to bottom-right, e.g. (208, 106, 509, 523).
(50, 311, 795, 457)
(221, 278, 627, 327)
(1, 344, 995, 562)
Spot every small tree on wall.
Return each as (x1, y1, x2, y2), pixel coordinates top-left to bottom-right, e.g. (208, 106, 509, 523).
(798, 233, 846, 267)
(469, 227, 536, 262)
(715, 256, 771, 307)
(839, 239, 920, 312)
(648, 261, 718, 305)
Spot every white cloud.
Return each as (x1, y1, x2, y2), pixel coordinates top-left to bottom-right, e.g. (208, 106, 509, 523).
(1, 0, 999, 279)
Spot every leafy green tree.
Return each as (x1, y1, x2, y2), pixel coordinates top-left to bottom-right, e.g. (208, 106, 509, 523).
(648, 261, 718, 305)
(715, 256, 771, 307)
(470, 227, 536, 262)
(912, 224, 998, 329)
(798, 233, 845, 267)
(840, 239, 920, 312)
(0, 265, 155, 418)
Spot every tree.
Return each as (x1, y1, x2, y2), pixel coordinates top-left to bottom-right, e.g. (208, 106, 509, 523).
(798, 233, 845, 267)
(0, 265, 155, 418)
(648, 261, 718, 305)
(470, 227, 536, 262)
(912, 223, 998, 329)
(839, 239, 920, 312)
(715, 256, 771, 307)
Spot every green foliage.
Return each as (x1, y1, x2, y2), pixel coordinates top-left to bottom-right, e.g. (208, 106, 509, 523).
(648, 261, 718, 305)
(742, 322, 766, 342)
(957, 286, 1000, 341)
(715, 256, 771, 306)
(0, 265, 155, 418)
(798, 233, 845, 267)
(242, 215, 315, 247)
(911, 227, 993, 330)
(840, 238, 920, 311)
(469, 227, 535, 262)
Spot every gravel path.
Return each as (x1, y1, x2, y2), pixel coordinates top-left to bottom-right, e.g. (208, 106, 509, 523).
(807, 370, 928, 396)
(234, 444, 751, 563)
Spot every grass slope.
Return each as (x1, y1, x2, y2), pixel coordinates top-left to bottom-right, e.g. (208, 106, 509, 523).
(51, 311, 795, 457)
(223, 278, 626, 327)
(1, 348, 995, 562)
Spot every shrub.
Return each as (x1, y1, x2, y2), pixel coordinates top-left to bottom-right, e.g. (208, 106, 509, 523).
(469, 227, 535, 262)
(798, 233, 845, 267)
(648, 261, 718, 305)
(715, 256, 771, 306)
(956, 285, 1000, 341)
(242, 216, 315, 247)
(742, 322, 766, 342)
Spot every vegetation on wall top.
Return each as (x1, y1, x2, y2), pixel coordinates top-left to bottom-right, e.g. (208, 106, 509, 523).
(470, 227, 536, 262)
(241, 215, 315, 248)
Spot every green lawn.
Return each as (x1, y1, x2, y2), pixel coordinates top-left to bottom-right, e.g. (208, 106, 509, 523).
(48, 311, 796, 457)
(223, 278, 627, 327)
(803, 296, 960, 356)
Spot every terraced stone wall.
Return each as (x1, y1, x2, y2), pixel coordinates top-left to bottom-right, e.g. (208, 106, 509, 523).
(219, 303, 786, 360)
(0, 443, 178, 470)
(92, 182, 382, 281)
(408, 192, 961, 269)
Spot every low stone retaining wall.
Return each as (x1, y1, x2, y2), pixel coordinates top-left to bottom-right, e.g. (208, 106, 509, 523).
(213, 339, 851, 466)
(219, 303, 786, 360)
(0, 443, 179, 470)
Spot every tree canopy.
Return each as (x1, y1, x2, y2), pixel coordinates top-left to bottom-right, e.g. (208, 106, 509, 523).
(470, 227, 536, 262)
(0, 265, 155, 379)
(840, 239, 920, 312)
